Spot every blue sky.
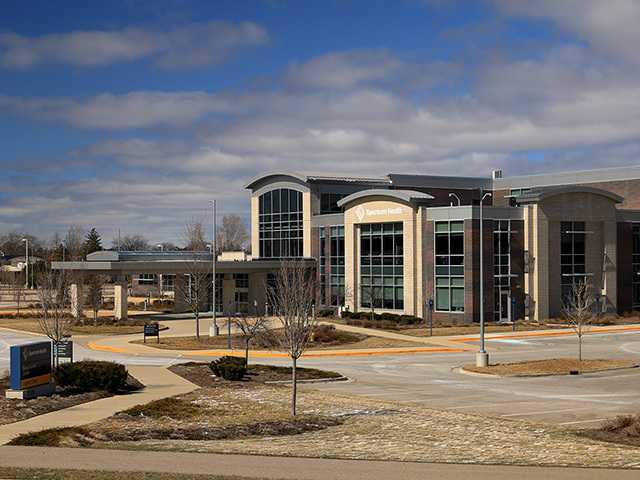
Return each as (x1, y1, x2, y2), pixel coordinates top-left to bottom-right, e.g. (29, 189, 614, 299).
(3, 0, 640, 245)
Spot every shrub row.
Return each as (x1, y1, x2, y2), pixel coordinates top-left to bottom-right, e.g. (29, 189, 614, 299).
(54, 361, 128, 393)
(341, 310, 422, 324)
(209, 356, 247, 381)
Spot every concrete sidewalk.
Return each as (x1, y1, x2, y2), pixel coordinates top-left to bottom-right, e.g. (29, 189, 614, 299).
(0, 446, 637, 479)
(0, 366, 197, 445)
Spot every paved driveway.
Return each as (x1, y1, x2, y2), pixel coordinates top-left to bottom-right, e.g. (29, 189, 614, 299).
(297, 330, 640, 426)
(2, 323, 640, 426)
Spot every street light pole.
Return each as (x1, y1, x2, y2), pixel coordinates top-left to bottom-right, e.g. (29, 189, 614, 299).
(156, 244, 163, 297)
(211, 200, 219, 337)
(476, 191, 492, 367)
(448, 192, 461, 207)
(21, 238, 29, 289)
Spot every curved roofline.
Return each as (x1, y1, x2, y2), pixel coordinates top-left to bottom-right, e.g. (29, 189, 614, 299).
(517, 186, 624, 204)
(337, 189, 434, 208)
(245, 172, 308, 190)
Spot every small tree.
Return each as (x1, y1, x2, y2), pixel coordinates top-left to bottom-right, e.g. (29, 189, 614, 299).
(233, 309, 269, 366)
(37, 269, 72, 366)
(83, 227, 103, 256)
(266, 259, 318, 416)
(85, 274, 107, 326)
(174, 256, 211, 340)
(562, 280, 596, 366)
(11, 274, 26, 315)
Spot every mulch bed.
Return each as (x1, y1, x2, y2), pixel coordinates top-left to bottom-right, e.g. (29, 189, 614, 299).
(0, 377, 111, 426)
(580, 414, 640, 447)
(463, 358, 637, 377)
(169, 362, 342, 388)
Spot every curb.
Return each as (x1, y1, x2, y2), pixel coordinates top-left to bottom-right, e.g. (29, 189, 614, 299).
(457, 364, 640, 378)
(264, 376, 350, 385)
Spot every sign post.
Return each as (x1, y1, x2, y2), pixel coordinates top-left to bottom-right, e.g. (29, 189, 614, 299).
(427, 298, 434, 337)
(7, 341, 55, 399)
(143, 322, 160, 344)
(53, 340, 73, 364)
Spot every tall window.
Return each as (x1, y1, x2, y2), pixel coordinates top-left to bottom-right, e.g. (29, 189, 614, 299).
(360, 222, 404, 310)
(320, 226, 345, 306)
(435, 221, 464, 312)
(494, 220, 511, 321)
(233, 273, 249, 313)
(633, 224, 640, 308)
(561, 221, 587, 301)
(259, 188, 303, 258)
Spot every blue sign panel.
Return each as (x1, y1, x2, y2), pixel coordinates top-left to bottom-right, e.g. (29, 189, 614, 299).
(10, 342, 52, 390)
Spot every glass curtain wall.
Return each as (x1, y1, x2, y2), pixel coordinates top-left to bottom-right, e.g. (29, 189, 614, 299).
(560, 221, 587, 301)
(493, 220, 511, 321)
(258, 188, 303, 258)
(360, 222, 404, 310)
(434, 221, 464, 312)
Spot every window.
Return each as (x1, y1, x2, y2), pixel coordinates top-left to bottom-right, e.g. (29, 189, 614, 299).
(233, 273, 249, 289)
(435, 221, 464, 312)
(320, 193, 347, 214)
(137, 274, 155, 285)
(561, 221, 587, 301)
(320, 226, 345, 306)
(509, 188, 531, 197)
(494, 220, 511, 321)
(163, 274, 175, 291)
(259, 188, 303, 258)
(360, 222, 404, 310)
(633, 224, 640, 308)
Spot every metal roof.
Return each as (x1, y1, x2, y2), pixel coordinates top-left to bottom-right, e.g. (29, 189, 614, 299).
(337, 189, 434, 207)
(515, 186, 624, 204)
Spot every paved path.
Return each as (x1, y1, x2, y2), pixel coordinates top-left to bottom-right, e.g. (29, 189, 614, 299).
(0, 446, 637, 479)
(0, 366, 197, 445)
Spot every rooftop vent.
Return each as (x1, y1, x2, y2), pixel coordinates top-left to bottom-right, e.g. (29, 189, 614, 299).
(492, 169, 503, 180)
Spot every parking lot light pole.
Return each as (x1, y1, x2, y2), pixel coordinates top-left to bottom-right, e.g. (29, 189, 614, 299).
(21, 238, 29, 289)
(448, 192, 461, 207)
(476, 191, 492, 368)
(210, 200, 219, 337)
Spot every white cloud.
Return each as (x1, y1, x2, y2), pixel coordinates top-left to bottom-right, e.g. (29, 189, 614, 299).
(0, 91, 238, 129)
(495, 0, 640, 65)
(0, 21, 268, 69)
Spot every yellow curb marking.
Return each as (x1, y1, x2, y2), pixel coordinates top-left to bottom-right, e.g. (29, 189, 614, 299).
(450, 325, 640, 343)
(86, 342, 129, 353)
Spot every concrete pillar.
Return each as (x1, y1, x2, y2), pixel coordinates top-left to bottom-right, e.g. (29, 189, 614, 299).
(113, 280, 128, 321)
(223, 275, 235, 314)
(603, 220, 618, 312)
(173, 274, 188, 313)
(69, 283, 81, 320)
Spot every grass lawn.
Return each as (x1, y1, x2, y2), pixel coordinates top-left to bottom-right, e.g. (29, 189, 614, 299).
(0, 317, 158, 336)
(463, 358, 638, 376)
(131, 330, 420, 351)
(0, 467, 269, 480)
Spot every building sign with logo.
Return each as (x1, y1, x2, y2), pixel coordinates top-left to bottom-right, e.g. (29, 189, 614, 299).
(10, 342, 52, 390)
(355, 205, 404, 222)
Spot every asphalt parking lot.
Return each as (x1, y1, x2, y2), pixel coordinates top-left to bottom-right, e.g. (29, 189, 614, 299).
(297, 331, 640, 426)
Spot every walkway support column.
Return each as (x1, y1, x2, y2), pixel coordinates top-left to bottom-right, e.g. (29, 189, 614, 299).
(69, 283, 81, 320)
(114, 278, 128, 321)
(173, 274, 188, 313)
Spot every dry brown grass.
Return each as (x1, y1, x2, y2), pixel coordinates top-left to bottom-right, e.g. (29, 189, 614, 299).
(581, 414, 640, 447)
(464, 358, 637, 376)
(132, 329, 418, 351)
(0, 317, 154, 335)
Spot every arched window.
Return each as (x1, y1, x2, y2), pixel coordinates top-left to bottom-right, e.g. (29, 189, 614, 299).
(258, 188, 303, 258)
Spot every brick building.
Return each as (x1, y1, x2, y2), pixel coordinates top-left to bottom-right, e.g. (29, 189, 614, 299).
(246, 165, 640, 323)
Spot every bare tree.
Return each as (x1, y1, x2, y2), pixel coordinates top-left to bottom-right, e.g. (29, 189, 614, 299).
(562, 280, 596, 365)
(233, 309, 269, 366)
(37, 269, 72, 366)
(266, 259, 318, 416)
(85, 274, 107, 326)
(64, 225, 85, 260)
(114, 234, 150, 251)
(183, 219, 208, 251)
(11, 274, 26, 315)
(217, 214, 249, 252)
(174, 257, 211, 339)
